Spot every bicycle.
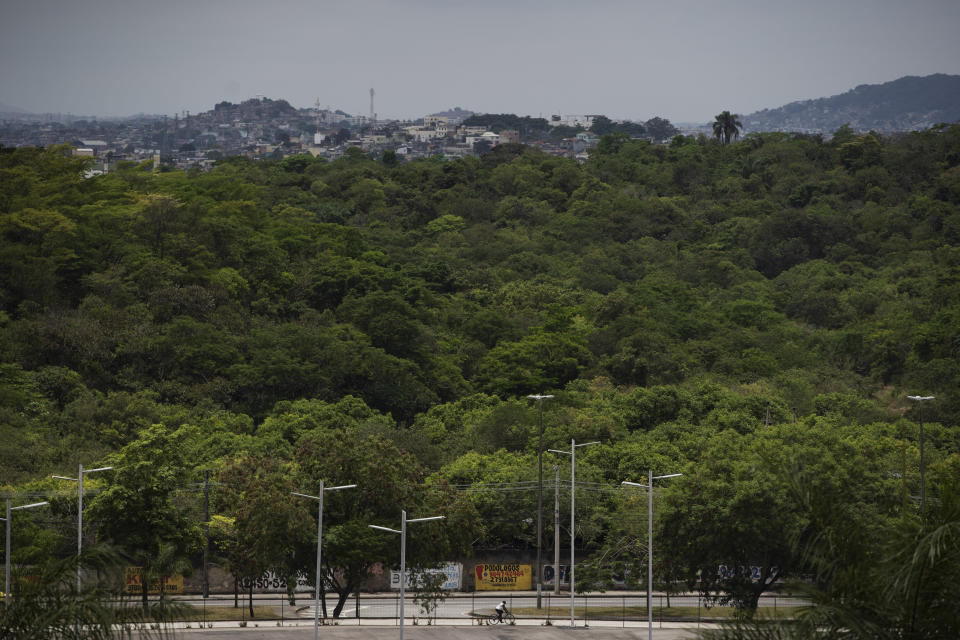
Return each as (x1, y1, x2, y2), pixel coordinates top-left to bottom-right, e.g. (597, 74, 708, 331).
(488, 612, 515, 624)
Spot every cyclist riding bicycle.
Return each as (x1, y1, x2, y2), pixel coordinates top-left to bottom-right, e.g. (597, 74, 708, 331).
(495, 600, 508, 622)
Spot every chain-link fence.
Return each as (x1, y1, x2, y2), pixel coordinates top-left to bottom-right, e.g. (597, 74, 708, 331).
(146, 592, 807, 627)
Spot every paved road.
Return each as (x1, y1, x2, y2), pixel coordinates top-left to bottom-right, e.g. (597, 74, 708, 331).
(173, 592, 803, 620)
(147, 592, 743, 639)
(154, 621, 708, 640)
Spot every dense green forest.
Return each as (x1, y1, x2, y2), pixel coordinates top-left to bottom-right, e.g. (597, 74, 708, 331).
(2, 125, 960, 631)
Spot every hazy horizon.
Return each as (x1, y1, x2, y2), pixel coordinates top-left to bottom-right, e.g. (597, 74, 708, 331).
(2, 0, 959, 124)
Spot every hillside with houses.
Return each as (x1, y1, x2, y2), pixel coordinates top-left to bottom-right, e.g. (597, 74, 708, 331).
(0, 97, 674, 173)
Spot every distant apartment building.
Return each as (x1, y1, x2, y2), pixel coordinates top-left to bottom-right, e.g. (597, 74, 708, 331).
(458, 125, 487, 137)
(418, 115, 450, 138)
(316, 110, 341, 126)
(405, 125, 444, 142)
(360, 134, 388, 149)
(78, 140, 108, 155)
(344, 115, 370, 127)
(498, 130, 520, 144)
(465, 131, 500, 147)
(549, 114, 599, 128)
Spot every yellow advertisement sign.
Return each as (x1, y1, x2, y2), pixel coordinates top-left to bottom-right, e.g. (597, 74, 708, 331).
(124, 567, 183, 595)
(474, 563, 532, 590)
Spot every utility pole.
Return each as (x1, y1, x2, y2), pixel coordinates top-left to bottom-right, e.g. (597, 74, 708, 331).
(203, 470, 210, 599)
(52, 464, 112, 592)
(527, 394, 553, 608)
(369, 511, 444, 640)
(553, 465, 560, 596)
(5, 498, 49, 604)
(548, 439, 600, 627)
(623, 471, 682, 640)
(294, 482, 357, 640)
(907, 395, 935, 521)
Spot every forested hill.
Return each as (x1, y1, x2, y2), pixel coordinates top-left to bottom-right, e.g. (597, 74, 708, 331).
(744, 74, 960, 133)
(1, 127, 959, 484)
(3, 127, 960, 626)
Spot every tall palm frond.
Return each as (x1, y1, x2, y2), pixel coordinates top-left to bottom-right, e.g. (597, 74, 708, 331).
(713, 111, 743, 144)
(696, 477, 960, 640)
(0, 545, 178, 639)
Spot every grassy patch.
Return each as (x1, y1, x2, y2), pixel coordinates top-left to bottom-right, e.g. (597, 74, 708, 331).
(148, 603, 284, 622)
(513, 605, 801, 621)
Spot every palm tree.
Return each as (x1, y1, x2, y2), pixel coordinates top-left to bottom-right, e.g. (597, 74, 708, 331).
(712, 111, 743, 145)
(0, 545, 177, 639)
(697, 478, 960, 639)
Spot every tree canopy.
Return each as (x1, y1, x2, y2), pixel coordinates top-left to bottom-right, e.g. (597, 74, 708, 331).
(2, 124, 960, 620)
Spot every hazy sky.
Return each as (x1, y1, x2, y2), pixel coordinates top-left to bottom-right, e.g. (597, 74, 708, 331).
(2, 0, 959, 123)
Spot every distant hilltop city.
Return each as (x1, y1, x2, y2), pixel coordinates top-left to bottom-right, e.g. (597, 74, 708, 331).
(0, 95, 682, 171)
(1, 74, 957, 172)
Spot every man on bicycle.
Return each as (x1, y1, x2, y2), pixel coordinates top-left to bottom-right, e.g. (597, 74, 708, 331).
(495, 600, 508, 622)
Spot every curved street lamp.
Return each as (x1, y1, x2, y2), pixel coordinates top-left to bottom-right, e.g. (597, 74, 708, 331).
(292, 482, 357, 640)
(4, 498, 49, 604)
(51, 464, 113, 591)
(907, 395, 935, 520)
(623, 470, 682, 640)
(548, 438, 599, 627)
(369, 510, 444, 640)
(526, 393, 553, 608)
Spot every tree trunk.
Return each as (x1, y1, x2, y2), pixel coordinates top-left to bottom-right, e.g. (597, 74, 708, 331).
(142, 574, 149, 614)
(333, 589, 351, 618)
(234, 577, 238, 608)
(249, 581, 255, 618)
(746, 568, 779, 613)
(320, 578, 328, 618)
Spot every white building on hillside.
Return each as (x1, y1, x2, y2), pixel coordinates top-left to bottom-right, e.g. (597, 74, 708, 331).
(549, 114, 600, 128)
(465, 131, 500, 147)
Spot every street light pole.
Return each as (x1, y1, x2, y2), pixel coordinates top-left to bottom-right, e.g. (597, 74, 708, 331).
(527, 393, 553, 609)
(369, 511, 444, 640)
(292, 482, 357, 640)
(623, 470, 682, 640)
(553, 464, 560, 596)
(548, 438, 599, 627)
(907, 395, 935, 521)
(52, 464, 112, 592)
(4, 498, 49, 604)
